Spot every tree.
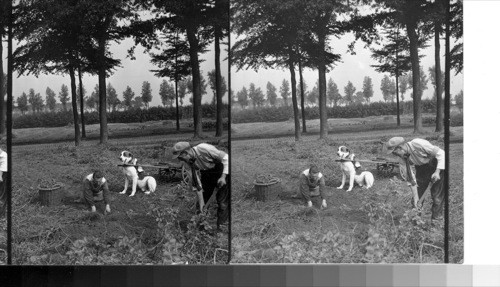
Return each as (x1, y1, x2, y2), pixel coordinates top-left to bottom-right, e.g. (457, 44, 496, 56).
(75, 86, 87, 108)
(429, 65, 445, 131)
(399, 74, 409, 101)
(86, 85, 100, 111)
(344, 81, 356, 105)
(370, 20, 415, 125)
(327, 78, 341, 107)
(208, 69, 228, 106)
(301, 0, 346, 139)
(59, 84, 69, 111)
(297, 81, 309, 106)
(354, 91, 365, 104)
(132, 96, 144, 109)
(178, 79, 188, 106)
(107, 83, 120, 112)
(362, 76, 374, 103)
(122, 86, 135, 110)
(266, 82, 278, 106)
(307, 82, 318, 106)
(211, 0, 230, 137)
(349, 0, 435, 133)
(141, 0, 217, 138)
(381, 75, 393, 102)
(236, 87, 249, 109)
(159, 80, 175, 107)
(186, 75, 207, 105)
(279, 79, 290, 106)
(407, 68, 428, 99)
(45, 87, 57, 111)
(248, 83, 265, 108)
(232, 0, 309, 140)
(141, 81, 152, 108)
(28, 89, 44, 113)
(454, 89, 463, 112)
(17, 92, 29, 114)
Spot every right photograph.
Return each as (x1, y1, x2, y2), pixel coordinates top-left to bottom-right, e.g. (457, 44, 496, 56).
(230, 0, 463, 263)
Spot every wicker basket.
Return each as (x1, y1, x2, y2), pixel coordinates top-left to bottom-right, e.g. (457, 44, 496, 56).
(38, 183, 64, 207)
(254, 179, 281, 202)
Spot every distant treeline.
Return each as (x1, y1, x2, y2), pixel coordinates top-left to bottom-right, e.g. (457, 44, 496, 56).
(232, 100, 438, 124)
(13, 104, 228, 129)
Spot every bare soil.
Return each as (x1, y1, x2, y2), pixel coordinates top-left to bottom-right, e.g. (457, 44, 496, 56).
(11, 136, 229, 264)
(231, 125, 463, 263)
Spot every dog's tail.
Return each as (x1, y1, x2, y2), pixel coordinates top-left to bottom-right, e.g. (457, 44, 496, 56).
(147, 178, 157, 193)
(363, 172, 374, 189)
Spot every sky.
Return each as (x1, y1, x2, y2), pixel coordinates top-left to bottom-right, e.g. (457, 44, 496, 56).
(231, 32, 463, 103)
(3, 38, 229, 107)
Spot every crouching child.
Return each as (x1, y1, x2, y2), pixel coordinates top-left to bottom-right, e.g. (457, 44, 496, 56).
(83, 171, 111, 213)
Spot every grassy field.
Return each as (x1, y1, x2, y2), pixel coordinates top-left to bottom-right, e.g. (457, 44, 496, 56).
(231, 113, 464, 141)
(12, 119, 221, 145)
(231, 125, 463, 263)
(11, 137, 229, 265)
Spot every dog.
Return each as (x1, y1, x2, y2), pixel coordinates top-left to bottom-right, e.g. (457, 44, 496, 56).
(336, 146, 374, 192)
(119, 151, 157, 197)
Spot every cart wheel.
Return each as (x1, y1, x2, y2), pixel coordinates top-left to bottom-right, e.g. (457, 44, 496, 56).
(181, 164, 191, 185)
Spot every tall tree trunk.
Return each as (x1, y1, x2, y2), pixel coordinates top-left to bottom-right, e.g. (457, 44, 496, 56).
(288, 55, 301, 141)
(318, 34, 328, 139)
(214, 14, 223, 137)
(98, 33, 108, 144)
(406, 21, 424, 133)
(78, 66, 86, 138)
(69, 66, 81, 146)
(298, 60, 306, 133)
(435, 21, 443, 132)
(187, 24, 203, 138)
(0, 32, 5, 135)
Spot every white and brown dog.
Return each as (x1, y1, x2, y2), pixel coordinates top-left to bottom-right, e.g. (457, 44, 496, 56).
(336, 146, 374, 192)
(119, 151, 157, 197)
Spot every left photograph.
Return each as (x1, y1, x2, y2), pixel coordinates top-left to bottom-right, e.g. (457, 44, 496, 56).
(8, 0, 229, 264)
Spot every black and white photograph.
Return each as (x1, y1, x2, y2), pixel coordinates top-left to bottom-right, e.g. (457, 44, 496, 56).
(4, 0, 230, 264)
(230, 0, 463, 263)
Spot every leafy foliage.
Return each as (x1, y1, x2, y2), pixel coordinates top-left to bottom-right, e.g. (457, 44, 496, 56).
(232, 100, 438, 124)
(13, 104, 229, 129)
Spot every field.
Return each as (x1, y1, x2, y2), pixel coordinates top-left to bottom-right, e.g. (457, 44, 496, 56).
(231, 120, 463, 263)
(11, 131, 229, 265)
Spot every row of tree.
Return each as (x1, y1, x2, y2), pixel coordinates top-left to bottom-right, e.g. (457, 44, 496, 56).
(234, 63, 453, 110)
(15, 69, 228, 114)
(232, 0, 462, 138)
(0, 0, 230, 145)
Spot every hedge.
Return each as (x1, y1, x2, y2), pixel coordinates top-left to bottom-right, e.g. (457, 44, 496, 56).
(13, 104, 229, 129)
(232, 100, 437, 124)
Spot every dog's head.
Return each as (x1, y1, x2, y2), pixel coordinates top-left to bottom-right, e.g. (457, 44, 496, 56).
(337, 146, 351, 159)
(120, 151, 134, 163)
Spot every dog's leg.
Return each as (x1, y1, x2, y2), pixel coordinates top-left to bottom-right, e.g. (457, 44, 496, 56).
(144, 179, 151, 195)
(337, 172, 346, 189)
(347, 170, 355, 192)
(129, 176, 138, 197)
(120, 177, 129, 194)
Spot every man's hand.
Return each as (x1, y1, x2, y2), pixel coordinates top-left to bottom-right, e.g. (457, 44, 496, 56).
(431, 170, 441, 183)
(91, 206, 96, 213)
(105, 204, 111, 214)
(217, 174, 227, 188)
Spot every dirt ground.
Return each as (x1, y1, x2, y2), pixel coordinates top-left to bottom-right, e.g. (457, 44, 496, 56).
(11, 137, 229, 265)
(231, 126, 463, 263)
